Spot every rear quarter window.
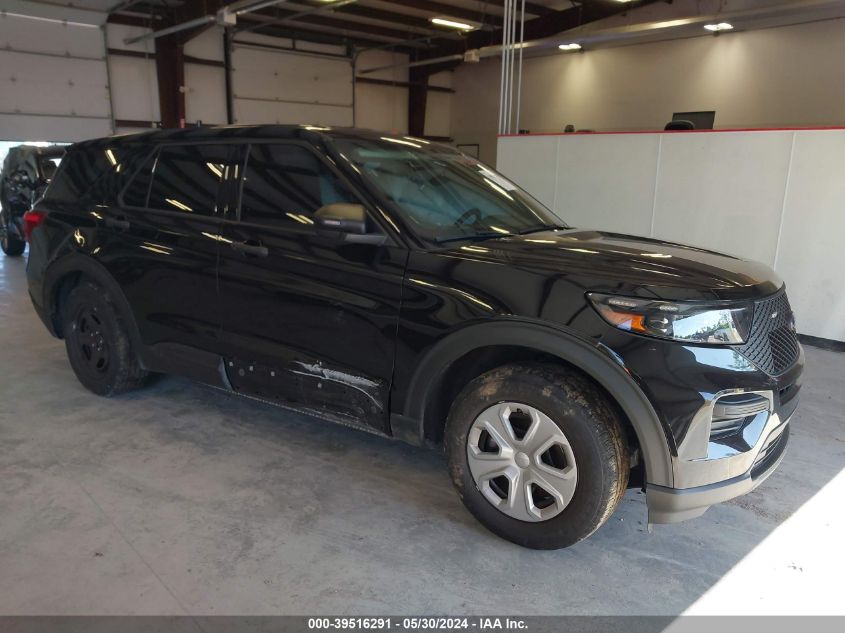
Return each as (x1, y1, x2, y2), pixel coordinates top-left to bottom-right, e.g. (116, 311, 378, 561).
(44, 145, 150, 206)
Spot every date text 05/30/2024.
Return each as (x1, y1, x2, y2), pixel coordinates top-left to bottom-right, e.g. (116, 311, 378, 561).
(307, 617, 528, 630)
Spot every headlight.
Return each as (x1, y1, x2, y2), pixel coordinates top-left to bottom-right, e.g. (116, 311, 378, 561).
(587, 293, 752, 344)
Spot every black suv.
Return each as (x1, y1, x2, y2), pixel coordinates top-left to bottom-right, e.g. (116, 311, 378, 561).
(26, 125, 803, 549)
(1, 144, 65, 256)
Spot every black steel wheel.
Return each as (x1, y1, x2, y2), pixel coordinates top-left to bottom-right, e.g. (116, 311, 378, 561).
(62, 280, 148, 396)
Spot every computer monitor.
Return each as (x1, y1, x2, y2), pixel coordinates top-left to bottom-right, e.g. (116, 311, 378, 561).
(672, 111, 716, 130)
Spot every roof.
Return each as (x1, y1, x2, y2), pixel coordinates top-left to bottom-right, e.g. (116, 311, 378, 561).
(72, 125, 441, 150)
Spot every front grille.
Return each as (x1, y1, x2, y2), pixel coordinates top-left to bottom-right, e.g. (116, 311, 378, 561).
(737, 290, 800, 376)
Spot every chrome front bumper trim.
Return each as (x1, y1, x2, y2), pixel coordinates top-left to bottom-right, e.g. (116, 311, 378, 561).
(673, 389, 786, 489)
(646, 420, 789, 524)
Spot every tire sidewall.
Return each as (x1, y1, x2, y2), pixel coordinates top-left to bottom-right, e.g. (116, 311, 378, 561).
(445, 365, 626, 549)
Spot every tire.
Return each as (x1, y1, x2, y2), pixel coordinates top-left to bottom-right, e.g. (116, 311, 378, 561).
(445, 363, 629, 549)
(1, 213, 25, 257)
(62, 279, 148, 396)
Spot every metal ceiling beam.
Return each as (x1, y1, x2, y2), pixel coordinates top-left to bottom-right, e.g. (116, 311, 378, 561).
(236, 0, 358, 34)
(233, 26, 403, 52)
(418, 0, 659, 54)
(364, 0, 845, 73)
(244, 0, 483, 41)
(376, 0, 504, 27)
(313, 1, 478, 33)
(122, 0, 293, 44)
(484, 0, 554, 17)
(124, 14, 217, 44)
(238, 7, 430, 43)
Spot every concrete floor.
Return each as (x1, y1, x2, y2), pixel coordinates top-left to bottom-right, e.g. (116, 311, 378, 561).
(0, 253, 843, 616)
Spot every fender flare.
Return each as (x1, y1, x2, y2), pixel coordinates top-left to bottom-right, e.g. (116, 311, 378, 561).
(401, 319, 674, 487)
(42, 252, 144, 356)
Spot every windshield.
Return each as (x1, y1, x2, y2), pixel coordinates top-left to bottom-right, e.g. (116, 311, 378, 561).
(332, 136, 566, 244)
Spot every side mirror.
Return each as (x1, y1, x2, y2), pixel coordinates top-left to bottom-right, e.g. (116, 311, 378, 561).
(313, 203, 387, 245)
(314, 203, 368, 235)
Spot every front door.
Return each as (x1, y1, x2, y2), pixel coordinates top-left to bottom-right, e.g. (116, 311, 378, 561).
(217, 142, 406, 433)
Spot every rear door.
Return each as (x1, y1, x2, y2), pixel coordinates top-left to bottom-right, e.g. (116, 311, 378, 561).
(100, 142, 239, 376)
(216, 142, 407, 433)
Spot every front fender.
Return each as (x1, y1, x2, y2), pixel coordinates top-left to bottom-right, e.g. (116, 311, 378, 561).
(400, 318, 675, 488)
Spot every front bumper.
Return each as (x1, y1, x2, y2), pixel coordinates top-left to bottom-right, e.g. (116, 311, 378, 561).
(595, 319, 803, 523)
(646, 416, 790, 523)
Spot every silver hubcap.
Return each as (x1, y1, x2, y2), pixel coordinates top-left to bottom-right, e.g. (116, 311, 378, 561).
(466, 402, 577, 522)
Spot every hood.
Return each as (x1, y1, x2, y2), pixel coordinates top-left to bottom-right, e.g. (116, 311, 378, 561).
(448, 229, 783, 302)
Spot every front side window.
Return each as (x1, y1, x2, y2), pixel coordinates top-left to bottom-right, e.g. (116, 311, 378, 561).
(142, 144, 234, 216)
(239, 144, 356, 228)
(332, 136, 566, 244)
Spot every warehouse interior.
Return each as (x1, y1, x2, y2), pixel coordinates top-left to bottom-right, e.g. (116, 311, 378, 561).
(1, 0, 844, 623)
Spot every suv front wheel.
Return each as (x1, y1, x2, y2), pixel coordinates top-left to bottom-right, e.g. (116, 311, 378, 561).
(445, 363, 629, 549)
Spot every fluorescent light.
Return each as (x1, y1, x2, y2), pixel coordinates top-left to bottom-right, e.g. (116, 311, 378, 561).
(430, 17, 475, 31)
(558, 43, 582, 51)
(704, 22, 734, 31)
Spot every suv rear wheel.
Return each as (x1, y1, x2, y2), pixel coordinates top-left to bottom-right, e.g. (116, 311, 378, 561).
(62, 280, 148, 396)
(445, 363, 629, 549)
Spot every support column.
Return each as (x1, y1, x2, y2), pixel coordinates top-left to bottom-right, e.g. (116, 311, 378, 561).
(408, 66, 429, 137)
(155, 36, 186, 129)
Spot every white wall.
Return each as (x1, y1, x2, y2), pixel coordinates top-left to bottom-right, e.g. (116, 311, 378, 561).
(0, 0, 111, 142)
(354, 50, 410, 134)
(231, 34, 354, 127)
(425, 71, 453, 138)
(496, 130, 845, 342)
(454, 18, 845, 165)
(1, 4, 453, 140)
(184, 28, 227, 126)
(105, 22, 160, 133)
(0, 4, 459, 142)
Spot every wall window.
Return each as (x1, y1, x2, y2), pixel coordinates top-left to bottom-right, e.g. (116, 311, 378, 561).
(145, 144, 234, 216)
(240, 144, 353, 228)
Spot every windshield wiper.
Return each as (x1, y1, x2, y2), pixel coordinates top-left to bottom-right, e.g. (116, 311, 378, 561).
(436, 232, 510, 245)
(518, 224, 566, 235)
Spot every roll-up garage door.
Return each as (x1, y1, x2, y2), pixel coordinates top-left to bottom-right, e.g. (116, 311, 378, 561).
(0, 0, 112, 142)
(231, 40, 353, 127)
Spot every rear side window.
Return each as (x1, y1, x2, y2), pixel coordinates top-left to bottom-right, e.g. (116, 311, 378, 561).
(43, 147, 111, 203)
(239, 144, 353, 228)
(125, 144, 234, 216)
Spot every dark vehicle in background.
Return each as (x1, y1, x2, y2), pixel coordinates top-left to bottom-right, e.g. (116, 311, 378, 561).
(25, 125, 802, 549)
(1, 144, 65, 256)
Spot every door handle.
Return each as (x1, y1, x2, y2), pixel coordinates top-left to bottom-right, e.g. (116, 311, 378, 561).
(231, 240, 269, 258)
(105, 217, 130, 231)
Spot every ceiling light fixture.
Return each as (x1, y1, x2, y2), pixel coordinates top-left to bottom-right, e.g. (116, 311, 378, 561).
(430, 17, 476, 31)
(558, 43, 582, 51)
(704, 22, 734, 32)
